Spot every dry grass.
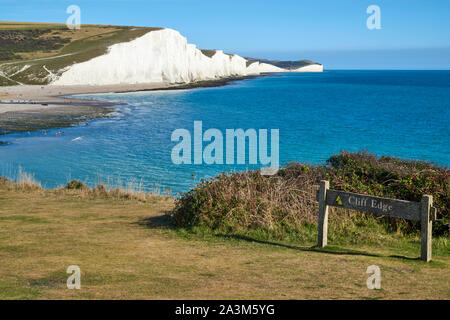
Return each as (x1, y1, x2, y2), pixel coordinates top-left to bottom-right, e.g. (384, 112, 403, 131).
(0, 22, 67, 30)
(15, 167, 42, 189)
(0, 178, 449, 299)
(14, 26, 120, 61)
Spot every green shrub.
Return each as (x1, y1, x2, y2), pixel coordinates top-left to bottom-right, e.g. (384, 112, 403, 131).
(171, 151, 449, 240)
(65, 180, 87, 190)
(325, 151, 449, 235)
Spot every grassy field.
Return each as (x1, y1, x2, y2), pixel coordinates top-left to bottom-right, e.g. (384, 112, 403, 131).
(0, 21, 161, 85)
(0, 178, 448, 300)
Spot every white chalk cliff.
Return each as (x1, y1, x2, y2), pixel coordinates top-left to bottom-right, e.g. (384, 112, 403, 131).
(246, 61, 286, 74)
(52, 28, 322, 86)
(291, 64, 323, 72)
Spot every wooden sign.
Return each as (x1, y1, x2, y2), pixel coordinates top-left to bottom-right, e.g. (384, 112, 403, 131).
(316, 180, 438, 262)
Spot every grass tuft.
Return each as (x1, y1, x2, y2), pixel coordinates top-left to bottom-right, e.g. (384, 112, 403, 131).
(15, 166, 41, 190)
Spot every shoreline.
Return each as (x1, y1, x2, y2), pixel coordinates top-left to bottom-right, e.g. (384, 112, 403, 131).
(0, 74, 267, 134)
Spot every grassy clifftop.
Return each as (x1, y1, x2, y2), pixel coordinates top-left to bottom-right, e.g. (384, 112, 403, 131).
(0, 173, 448, 299)
(0, 21, 161, 86)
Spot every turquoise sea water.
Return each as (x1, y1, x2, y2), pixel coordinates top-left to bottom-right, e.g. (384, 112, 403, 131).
(1, 70, 449, 194)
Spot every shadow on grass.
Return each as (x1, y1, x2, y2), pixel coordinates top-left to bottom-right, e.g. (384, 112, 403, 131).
(216, 234, 421, 261)
(137, 214, 173, 228)
(138, 214, 420, 262)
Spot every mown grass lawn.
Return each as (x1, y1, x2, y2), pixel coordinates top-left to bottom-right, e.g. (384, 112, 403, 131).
(0, 182, 448, 300)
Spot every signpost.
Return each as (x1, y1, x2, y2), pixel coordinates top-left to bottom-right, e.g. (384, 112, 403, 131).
(316, 180, 438, 261)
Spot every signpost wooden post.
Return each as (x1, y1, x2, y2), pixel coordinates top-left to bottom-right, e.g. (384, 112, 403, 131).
(420, 195, 433, 262)
(316, 180, 437, 262)
(317, 180, 329, 247)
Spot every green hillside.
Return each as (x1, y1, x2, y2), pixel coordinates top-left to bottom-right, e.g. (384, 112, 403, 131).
(0, 22, 161, 86)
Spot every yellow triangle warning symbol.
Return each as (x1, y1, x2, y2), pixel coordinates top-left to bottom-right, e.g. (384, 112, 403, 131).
(335, 196, 343, 205)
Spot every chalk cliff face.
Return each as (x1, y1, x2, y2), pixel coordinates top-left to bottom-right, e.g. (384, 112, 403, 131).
(52, 28, 322, 86)
(246, 62, 286, 74)
(291, 64, 323, 72)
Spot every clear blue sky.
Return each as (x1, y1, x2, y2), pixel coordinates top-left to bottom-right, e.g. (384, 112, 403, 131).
(2, 0, 450, 69)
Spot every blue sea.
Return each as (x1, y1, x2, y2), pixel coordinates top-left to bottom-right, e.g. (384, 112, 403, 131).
(1, 70, 449, 194)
